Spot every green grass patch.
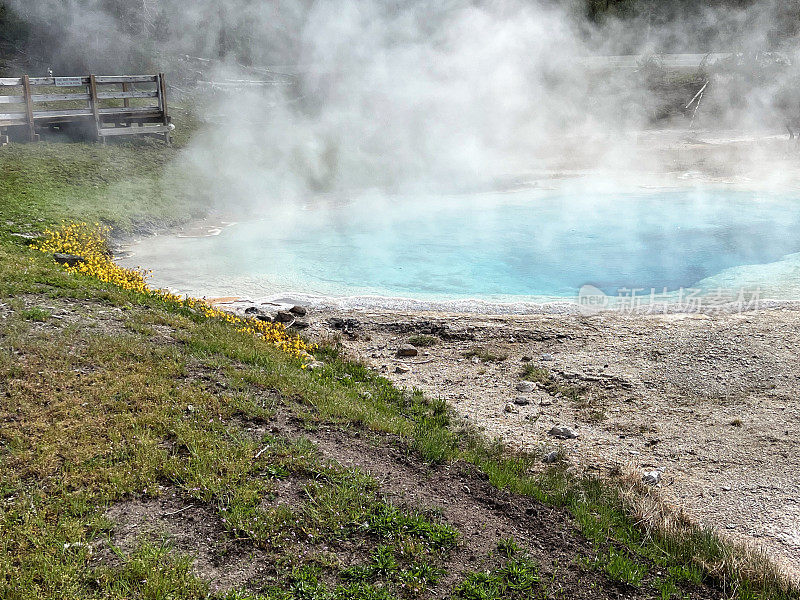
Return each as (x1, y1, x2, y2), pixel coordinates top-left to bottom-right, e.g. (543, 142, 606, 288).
(407, 334, 438, 347)
(463, 346, 508, 362)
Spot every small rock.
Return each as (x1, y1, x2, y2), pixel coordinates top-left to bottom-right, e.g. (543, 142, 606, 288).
(290, 320, 309, 330)
(274, 311, 295, 323)
(53, 253, 85, 267)
(289, 305, 307, 316)
(543, 450, 559, 464)
(256, 314, 273, 323)
(721, 485, 731, 491)
(513, 396, 530, 406)
(516, 381, 536, 393)
(521, 355, 532, 362)
(642, 469, 663, 486)
(396, 344, 418, 357)
(395, 364, 411, 374)
(548, 425, 578, 439)
(244, 306, 260, 315)
(541, 353, 554, 361)
(329, 317, 360, 331)
(504, 403, 518, 414)
(306, 361, 324, 371)
(470, 355, 480, 364)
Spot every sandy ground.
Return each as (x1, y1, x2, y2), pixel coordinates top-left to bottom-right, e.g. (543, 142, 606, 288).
(271, 304, 800, 581)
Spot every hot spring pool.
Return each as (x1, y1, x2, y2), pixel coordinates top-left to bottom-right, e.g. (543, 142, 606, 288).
(122, 188, 800, 308)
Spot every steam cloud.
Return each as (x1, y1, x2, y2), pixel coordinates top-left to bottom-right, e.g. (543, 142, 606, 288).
(9, 1, 800, 205)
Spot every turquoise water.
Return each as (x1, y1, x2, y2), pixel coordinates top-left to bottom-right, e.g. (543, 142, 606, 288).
(127, 188, 800, 302)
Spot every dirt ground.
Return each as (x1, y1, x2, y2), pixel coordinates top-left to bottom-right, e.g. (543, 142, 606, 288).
(292, 305, 800, 582)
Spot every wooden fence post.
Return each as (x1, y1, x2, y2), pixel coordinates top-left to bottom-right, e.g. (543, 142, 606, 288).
(158, 73, 170, 144)
(21, 75, 38, 142)
(88, 74, 103, 143)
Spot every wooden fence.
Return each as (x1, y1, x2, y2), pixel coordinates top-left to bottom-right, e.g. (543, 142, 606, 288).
(0, 74, 172, 145)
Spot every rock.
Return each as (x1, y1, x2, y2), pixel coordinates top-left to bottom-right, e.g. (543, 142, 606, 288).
(470, 355, 480, 364)
(274, 311, 295, 323)
(541, 353, 554, 361)
(395, 364, 411, 374)
(256, 314, 273, 323)
(290, 320, 309, 330)
(306, 361, 324, 371)
(504, 403, 518, 414)
(521, 356, 532, 362)
(289, 305, 308, 316)
(642, 469, 663, 486)
(329, 317, 360, 331)
(244, 306, 260, 315)
(513, 396, 530, 406)
(543, 450, 559, 464)
(516, 381, 536, 393)
(548, 426, 578, 439)
(53, 253, 85, 267)
(396, 344, 418, 357)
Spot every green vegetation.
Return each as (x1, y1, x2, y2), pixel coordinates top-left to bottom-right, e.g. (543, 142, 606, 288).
(0, 131, 797, 599)
(407, 334, 438, 347)
(462, 346, 508, 363)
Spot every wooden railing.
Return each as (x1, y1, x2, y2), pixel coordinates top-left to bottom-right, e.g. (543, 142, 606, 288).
(0, 73, 172, 144)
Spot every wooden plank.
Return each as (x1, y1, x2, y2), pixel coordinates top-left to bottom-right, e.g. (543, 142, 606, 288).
(0, 95, 24, 104)
(54, 77, 84, 87)
(96, 90, 158, 100)
(88, 74, 102, 141)
(31, 93, 91, 102)
(97, 106, 162, 116)
(94, 75, 157, 84)
(0, 78, 23, 86)
(0, 117, 27, 126)
(122, 82, 130, 109)
(28, 77, 89, 86)
(21, 75, 37, 142)
(98, 124, 172, 137)
(31, 109, 93, 118)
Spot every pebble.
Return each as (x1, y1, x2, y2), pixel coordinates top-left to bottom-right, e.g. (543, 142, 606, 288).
(395, 364, 411, 374)
(642, 468, 664, 485)
(513, 396, 530, 406)
(543, 450, 559, 464)
(306, 361, 325, 371)
(541, 353, 554, 361)
(516, 381, 536, 393)
(504, 403, 518, 414)
(548, 425, 578, 439)
(396, 344, 418, 357)
(289, 305, 308, 316)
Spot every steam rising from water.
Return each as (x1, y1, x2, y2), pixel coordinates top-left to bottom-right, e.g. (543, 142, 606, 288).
(10, 1, 800, 206)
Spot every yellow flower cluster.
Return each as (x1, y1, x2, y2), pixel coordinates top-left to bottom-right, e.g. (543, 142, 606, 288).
(33, 223, 314, 361)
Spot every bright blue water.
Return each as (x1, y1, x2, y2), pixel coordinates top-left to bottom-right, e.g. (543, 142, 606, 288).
(129, 188, 800, 301)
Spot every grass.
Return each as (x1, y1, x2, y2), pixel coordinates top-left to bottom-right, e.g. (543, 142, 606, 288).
(407, 334, 438, 347)
(0, 125, 797, 599)
(520, 363, 585, 401)
(20, 306, 50, 321)
(463, 346, 508, 362)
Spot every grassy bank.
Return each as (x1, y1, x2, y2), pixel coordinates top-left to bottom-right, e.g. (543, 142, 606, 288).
(0, 132, 796, 599)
